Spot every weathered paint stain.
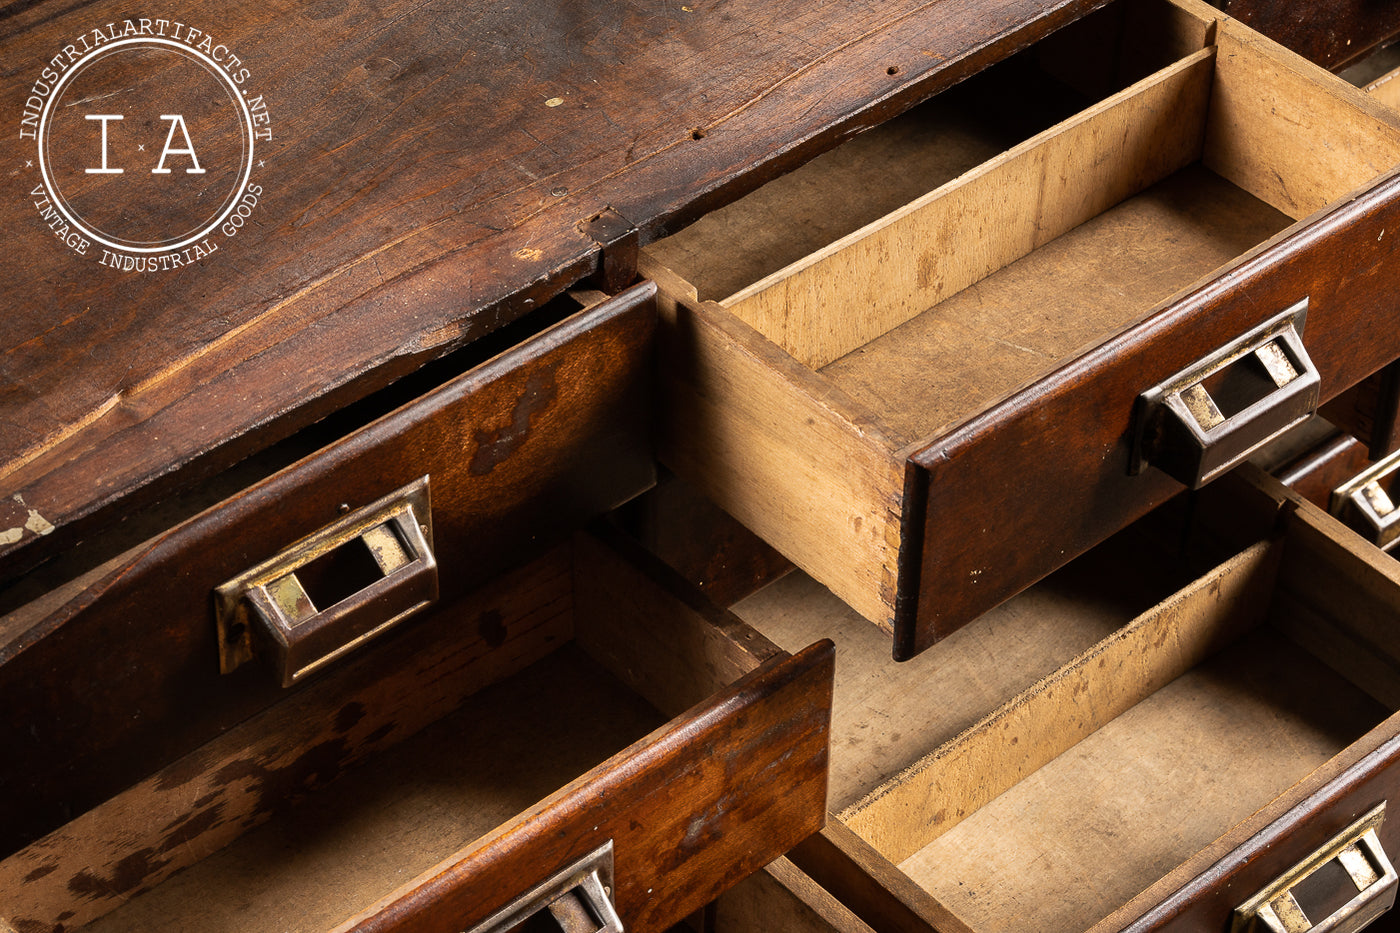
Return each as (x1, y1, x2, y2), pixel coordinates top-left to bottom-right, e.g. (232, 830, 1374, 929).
(469, 369, 558, 476)
(0, 493, 55, 544)
(68, 848, 168, 898)
(477, 609, 507, 647)
(158, 804, 225, 853)
(334, 701, 368, 734)
(23, 860, 60, 883)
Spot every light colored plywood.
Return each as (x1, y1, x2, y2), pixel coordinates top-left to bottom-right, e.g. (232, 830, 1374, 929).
(75, 648, 663, 933)
(721, 50, 1215, 369)
(1204, 13, 1400, 220)
(841, 539, 1280, 864)
(901, 629, 1388, 933)
(820, 164, 1288, 441)
(731, 520, 1197, 811)
(644, 255, 906, 630)
(1, 549, 575, 933)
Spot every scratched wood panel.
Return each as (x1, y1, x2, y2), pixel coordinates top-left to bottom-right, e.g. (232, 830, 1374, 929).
(0, 546, 576, 933)
(0, 287, 653, 857)
(0, 0, 1112, 574)
(1216, 0, 1400, 71)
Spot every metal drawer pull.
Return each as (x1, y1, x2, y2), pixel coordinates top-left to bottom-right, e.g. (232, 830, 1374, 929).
(1131, 298, 1318, 489)
(1331, 449, 1400, 551)
(1233, 803, 1397, 933)
(214, 476, 437, 687)
(464, 841, 623, 933)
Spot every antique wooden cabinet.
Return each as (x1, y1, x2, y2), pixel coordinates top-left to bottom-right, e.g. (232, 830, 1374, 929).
(703, 463, 1400, 932)
(8, 0, 1400, 930)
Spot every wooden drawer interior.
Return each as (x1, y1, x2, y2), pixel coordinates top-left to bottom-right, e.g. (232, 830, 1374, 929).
(643, 0, 1400, 640)
(730, 481, 1400, 931)
(2, 532, 832, 933)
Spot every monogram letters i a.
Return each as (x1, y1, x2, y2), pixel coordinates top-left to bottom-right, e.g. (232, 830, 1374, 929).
(83, 113, 206, 175)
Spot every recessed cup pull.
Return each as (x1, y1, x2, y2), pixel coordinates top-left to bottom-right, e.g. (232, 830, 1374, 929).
(214, 476, 437, 687)
(1131, 298, 1319, 489)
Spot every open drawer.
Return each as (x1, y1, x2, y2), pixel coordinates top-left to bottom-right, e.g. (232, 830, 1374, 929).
(0, 283, 656, 860)
(715, 464, 1400, 931)
(641, 0, 1400, 659)
(1, 527, 834, 932)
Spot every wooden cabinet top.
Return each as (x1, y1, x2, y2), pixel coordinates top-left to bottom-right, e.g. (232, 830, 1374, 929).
(0, 0, 1107, 572)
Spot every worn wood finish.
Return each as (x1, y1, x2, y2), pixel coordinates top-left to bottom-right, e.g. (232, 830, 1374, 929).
(905, 626, 1385, 932)
(764, 469, 1400, 932)
(0, 0, 1114, 572)
(1273, 430, 1372, 508)
(0, 287, 654, 857)
(790, 824, 976, 933)
(905, 103, 1400, 656)
(853, 540, 1281, 864)
(644, 255, 908, 630)
(0, 548, 575, 932)
(1322, 359, 1400, 460)
(1216, 0, 1400, 71)
(729, 526, 1197, 814)
(904, 159, 1400, 652)
(1099, 482, 1400, 931)
(647, 0, 1400, 655)
(609, 472, 794, 610)
(723, 49, 1215, 370)
(6, 527, 835, 933)
(335, 641, 834, 933)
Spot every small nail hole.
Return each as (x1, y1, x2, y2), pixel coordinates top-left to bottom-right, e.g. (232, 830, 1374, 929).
(691, 127, 706, 140)
(887, 65, 901, 76)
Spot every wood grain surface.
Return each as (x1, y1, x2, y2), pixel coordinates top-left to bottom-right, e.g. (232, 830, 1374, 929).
(1, 546, 578, 933)
(0, 0, 1112, 570)
(334, 640, 834, 933)
(0, 286, 653, 857)
(1217, 0, 1400, 71)
(900, 10, 1400, 654)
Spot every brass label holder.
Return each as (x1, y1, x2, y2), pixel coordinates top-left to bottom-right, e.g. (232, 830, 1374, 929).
(1233, 803, 1397, 933)
(464, 840, 623, 933)
(1331, 450, 1400, 551)
(214, 476, 437, 687)
(1131, 299, 1318, 489)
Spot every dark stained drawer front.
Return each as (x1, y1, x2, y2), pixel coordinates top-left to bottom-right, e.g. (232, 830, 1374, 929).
(0, 284, 655, 858)
(1, 530, 835, 933)
(642, 0, 1400, 660)
(1214, 0, 1400, 71)
(715, 464, 1400, 932)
